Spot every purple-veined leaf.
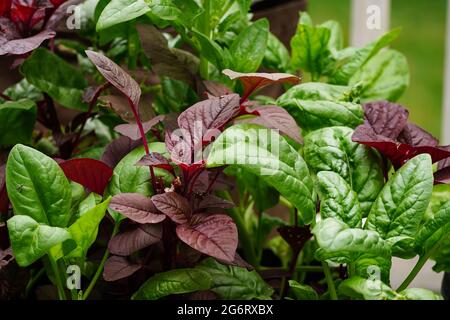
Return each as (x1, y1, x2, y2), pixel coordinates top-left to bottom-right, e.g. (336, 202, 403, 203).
(59, 158, 113, 195)
(434, 167, 450, 184)
(222, 69, 300, 100)
(108, 223, 162, 256)
(176, 214, 238, 262)
(203, 81, 232, 98)
(151, 192, 191, 224)
(398, 122, 439, 147)
(85, 50, 141, 108)
(437, 146, 450, 170)
(109, 193, 166, 224)
(45, 0, 84, 30)
(103, 256, 142, 282)
(195, 194, 235, 211)
(101, 136, 142, 169)
(363, 101, 409, 139)
(0, 29, 55, 55)
(136, 152, 173, 172)
(352, 124, 450, 168)
(237, 105, 302, 143)
(216, 253, 254, 271)
(114, 115, 165, 140)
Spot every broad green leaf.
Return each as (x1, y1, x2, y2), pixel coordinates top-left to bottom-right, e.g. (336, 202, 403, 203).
(172, 0, 203, 27)
(21, 48, 87, 110)
(303, 126, 384, 214)
(350, 49, 409, 102)
(229, 19, 269, 73)
(147, 0, 181, 22)
(78, 192, 102, 217)
(329, 28, 401, 84)
(338, 276, 399, 300)
(96, 0, 150, 31)
(400, 288, 443, 300)
(7, 215, 70, 267)
(316, 171, 362, 228)
(424, 184, 450, 221)
(277, 83, 364, 132)
(132, 268, 212, 300)
(207, 124, 315, 224)
(320, 20, 343, 53)
(3, 79, 42, 101)
(366, 154, 433, 256)
(65, 197, 111, 258)
(432, 240, 450, 272)
(0, 99, 36, 147)
(267, 235, 291, 268)
(106, 143, 171, 221)
(354, 254, 392, 284)
(197, 258, 273, 300)
(192, 29, 227, 70)
(262, 32, 290, 72)
(415, 199, 450, 256)
(291, 12, 333, 78)
(6, 144, 72, 227)
(288, 280, 318, 300)
(312, 218, 391, 263)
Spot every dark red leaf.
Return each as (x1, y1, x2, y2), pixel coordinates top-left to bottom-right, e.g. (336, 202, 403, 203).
(222, 69, 300, 100)
(103, 256, 142, 282)
(0, 29, 55, 55)
(352, 124, 450, 168)
(135, 152, 173, 172)
(237, 105, 302, 143)
(59, 158, 113, 195)
(151, 192, 191, 224)
(176, 214, 238, 262)
(0, 1, 12, 16)
(434, 167, 450, 184)
(216, 253, 254, 271)
(398, 122, 439, 147)
(195, 194, 235, 211)
(438, 146, 450, 170)
(108, 223, 162, 256)
(0, 17, 20, 42)
(109, 193, 166, 224)
(45, 0, 84, 30)
(362, 101, 409, 139)
(203, 80, 232, 98)
(114, 115, 165, 140)
(86, 51, 140, 108)
(277, 226, 312, 253)
(101, 136, 141, 169)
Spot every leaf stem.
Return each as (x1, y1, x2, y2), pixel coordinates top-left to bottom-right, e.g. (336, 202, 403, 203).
(322, 261, 338, 300)
(48, 255, 67, 300)
(25, 268, 45, 297)
(82, 221, 120, 300)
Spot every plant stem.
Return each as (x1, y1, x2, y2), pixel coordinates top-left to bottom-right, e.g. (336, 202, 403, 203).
(48, 256, 67, 300)
(199, 0, 211, 80)
(322, 261, 338, 300)
(397, 254, 430, 292)
(25, 268, 45, 297)
(82, 222, 120, 300)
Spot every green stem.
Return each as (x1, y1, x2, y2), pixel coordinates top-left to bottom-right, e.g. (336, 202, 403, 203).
(397, 254, 431, 292)
(25, 268, 45, 297)
(322, 261, 338, 300)
(82, 222, 120, 300)
(49, 256, 67, 300)
(199, 0, 211, 79)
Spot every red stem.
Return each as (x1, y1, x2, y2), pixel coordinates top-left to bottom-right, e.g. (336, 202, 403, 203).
(0, 93, 12, 101)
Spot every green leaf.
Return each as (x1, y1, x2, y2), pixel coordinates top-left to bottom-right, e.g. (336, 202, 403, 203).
(106, 143, 171, 221)
(366, 154, 433, 256)
(329, 28, 401, 84)
(6, 144, 72, 227)
(229, 19, 269, 73)
(0, 99, 36, 147)
(425, 184, 450, 221)
(65, 197, 111, 258)
(147, 0, 181, 22)
(316, 171, 362, 228)
(96, 0, 150, 31)
(262, 32, 290, 72)
(320, 20, 343, 53)
(172, 0, 203, 27)
(197, 258, 273, 300)
(7, 215, 70, 267)
(78, 192, 102, 217)
(277, 83, 364, 132)
(21, 48, 88, 110)
(3, 79, 43, 101)
(132, 268, 212, 300)
(338, 276, 399, 300)
(303, 126, 384, 214)
(350, 49, 409, 102)
(288, 280, 318, 300)
(290, 12, 333, 78)
(192, 29, 226, 70)
(354, 254, 392, 284)
(400, 288, 443, 300)
(431, 240, 450, 272)
(312, 218, 391, 263)
(207, 124, 315, 224)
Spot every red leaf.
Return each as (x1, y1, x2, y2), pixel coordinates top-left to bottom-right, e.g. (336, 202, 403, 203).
(151, 192, 191, 224)
(176, 214, 238, 262)
(398, 122, 439, 147)
(434, 167, 450, 184)
(352, 124, 450, 168)
(237, 105, 302, 143)
(108, 224, 162, 256)
(203, 80, 232, 98)
(195, 194, 235, 211)
(103, 256, 142, 282)
(85, 50, 141, 109)
(278, 226, 312, 253)
(222, 69, 300, 101)
(135, 152, 173, 172)
(109, 193, 166, 224)
(216, 253, 254, 271)
(363, 101, 409, 139)
(0, 29, 55, 55)
(114, 115, 165, 140)
(0, 1, 12, 16)
(101, 136, 141, 169)
(59, 158, 113, 195)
